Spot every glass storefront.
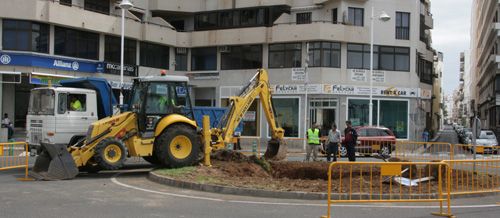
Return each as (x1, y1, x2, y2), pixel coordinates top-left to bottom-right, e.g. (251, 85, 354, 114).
(347, 98, 408, 139)
(221, 99, 259, 136)
(272, 98, 300, 137)
(379, 100, 408, 139)
(347, 99, 377, 126)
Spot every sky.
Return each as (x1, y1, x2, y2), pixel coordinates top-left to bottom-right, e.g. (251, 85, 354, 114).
(431, 0, 472, 96)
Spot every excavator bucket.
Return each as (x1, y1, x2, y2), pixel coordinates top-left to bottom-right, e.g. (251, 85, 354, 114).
(264, 139, 287, 161)
(31, 143, 79, 180)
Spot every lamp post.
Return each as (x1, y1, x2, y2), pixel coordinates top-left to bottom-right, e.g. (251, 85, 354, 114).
(369, 7, 390, 126)
(118, 0, 133, 105)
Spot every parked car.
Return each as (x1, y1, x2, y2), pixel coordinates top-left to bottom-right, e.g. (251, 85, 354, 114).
(475, 130, 499, 154)
(459, 128, 472, 144)
(336, 126, 396, 157)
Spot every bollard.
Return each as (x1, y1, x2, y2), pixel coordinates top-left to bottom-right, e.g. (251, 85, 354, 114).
(202, 115, 212, 167)
(252, 140, 257, 155)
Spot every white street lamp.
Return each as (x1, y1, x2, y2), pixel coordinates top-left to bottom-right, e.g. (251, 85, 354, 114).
(369, 7, 390, 126)
(119, 0, 133, 106)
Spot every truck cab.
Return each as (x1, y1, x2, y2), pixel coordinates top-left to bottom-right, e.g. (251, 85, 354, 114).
(27, 77, 117, 150)
(27, 87, 98, 148)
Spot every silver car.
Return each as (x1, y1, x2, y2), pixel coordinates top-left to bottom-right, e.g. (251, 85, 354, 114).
(476, 130, 498, 154)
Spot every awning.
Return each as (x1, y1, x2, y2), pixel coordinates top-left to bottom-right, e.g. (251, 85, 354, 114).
(0, 71, 22, 84)
(30, 72, 77, 86)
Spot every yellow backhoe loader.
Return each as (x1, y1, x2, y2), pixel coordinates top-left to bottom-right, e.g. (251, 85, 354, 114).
(31, 69, 285, 180)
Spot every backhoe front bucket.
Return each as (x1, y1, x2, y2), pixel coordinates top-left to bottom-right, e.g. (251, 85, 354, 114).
(31, 143, 78, 180)
(263, 139, 287, 161)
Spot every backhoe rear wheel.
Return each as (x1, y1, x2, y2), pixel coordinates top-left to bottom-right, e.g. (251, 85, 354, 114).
(155, 125, 200, 168)
(94, 138, 127, 170)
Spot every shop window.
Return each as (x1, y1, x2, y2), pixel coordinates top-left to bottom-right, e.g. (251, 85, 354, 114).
(175, 48, 188, 71)
(272, 98, 299, 137)
(55, 26, 99, 60)
(2, 19, 49, 53)
(348, 7, 364, 26)
(191, 47, 217, 71)
(67, 94, 86, 112)
(308, 42, 341, 68)
(105, 35, 137, 65)
(297, 12, 312, 24)
(140, 42, 169, 69)
(269, 43, 301, 68)
(396, 12, 410, 40)
(84, 0, 110, 15)
(347, 99, 378, 126)
(221, 99, 259, 136)
(221, 45, 262, 70)
(379, 100, 408, 139)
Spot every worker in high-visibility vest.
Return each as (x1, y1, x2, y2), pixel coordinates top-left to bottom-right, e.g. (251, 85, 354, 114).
(305, 123, 321, 161)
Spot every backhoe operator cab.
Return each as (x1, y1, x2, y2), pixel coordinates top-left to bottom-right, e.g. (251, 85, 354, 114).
(125, 75, 200, 167)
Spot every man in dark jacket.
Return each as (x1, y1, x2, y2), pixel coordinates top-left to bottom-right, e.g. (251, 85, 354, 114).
(342, 120, 358, 162)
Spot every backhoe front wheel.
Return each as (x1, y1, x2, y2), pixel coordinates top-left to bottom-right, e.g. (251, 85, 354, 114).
(94, 138, 127, 170)
(155, 125, 200, 168)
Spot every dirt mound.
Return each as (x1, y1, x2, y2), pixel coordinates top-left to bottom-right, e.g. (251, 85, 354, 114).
(270, 161, 330, 180)
(211, 150, 249, 162)
(214, 160, 270, 178)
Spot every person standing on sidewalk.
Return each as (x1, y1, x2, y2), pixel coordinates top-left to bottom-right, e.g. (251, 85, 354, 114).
(326, 124, 341, 162)
(342, 120, 358, 162)
(422, 128, 430, 149)
(305, 123, 321, 161)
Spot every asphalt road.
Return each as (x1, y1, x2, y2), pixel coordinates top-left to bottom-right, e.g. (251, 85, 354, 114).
(0, 164, 499, 218)
(1, 127, 499, 218)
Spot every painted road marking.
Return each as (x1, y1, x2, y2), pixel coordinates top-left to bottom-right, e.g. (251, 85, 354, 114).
(111, 173, 500, 209)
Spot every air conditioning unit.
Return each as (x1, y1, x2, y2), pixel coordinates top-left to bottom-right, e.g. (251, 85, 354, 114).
(219, 46, 231, 53)
(176, 47, 187, 54)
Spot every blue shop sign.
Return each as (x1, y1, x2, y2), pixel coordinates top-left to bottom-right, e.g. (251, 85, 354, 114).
(0, 52, 104, 73)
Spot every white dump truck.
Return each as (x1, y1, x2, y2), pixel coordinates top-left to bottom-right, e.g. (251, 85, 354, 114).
(26, 78, 117, 151)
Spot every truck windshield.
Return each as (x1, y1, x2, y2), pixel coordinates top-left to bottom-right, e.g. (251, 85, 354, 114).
(28, 89, 55, 115)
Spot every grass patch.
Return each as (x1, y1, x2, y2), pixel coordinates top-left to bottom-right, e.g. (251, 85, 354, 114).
(155, 166, 196, 177)
(195, 175, 221, 184)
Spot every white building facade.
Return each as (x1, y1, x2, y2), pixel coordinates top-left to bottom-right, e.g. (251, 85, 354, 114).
(0, 0, 436, 147)
(470, 0, 500, 135)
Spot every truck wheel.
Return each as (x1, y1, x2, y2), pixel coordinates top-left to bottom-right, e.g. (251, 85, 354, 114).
(94, 138, 127, 170)
(155, 125, 200, 168)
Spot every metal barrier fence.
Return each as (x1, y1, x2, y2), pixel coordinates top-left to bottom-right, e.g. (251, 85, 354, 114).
(444, 159, 500, 195)
(322, 161, 453, 218)
(0, 142, 31, 181)
(452, 144, 500, 159)
(393, 141, 453, 162)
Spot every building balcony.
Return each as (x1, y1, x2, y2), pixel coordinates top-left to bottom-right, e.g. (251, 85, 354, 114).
(270, 22, 370, 44)
(420, 13, 434, 30)
(149, 0, 292, 12)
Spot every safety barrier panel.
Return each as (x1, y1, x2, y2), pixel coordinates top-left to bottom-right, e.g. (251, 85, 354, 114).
(350, 139, 395, 157)
(322, 161, 454, 218)
(444, 159, 500, 195)
(0, 142, 32, 181)
(393, 141, 453, 162)
(452, 144, 500, 160)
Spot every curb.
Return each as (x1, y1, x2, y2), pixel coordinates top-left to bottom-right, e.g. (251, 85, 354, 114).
(148, 171, 328, 200)
(148, 171, 500, 200)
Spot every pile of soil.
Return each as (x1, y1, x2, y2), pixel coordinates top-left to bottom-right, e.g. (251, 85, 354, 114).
(155, 151, 500, 194)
